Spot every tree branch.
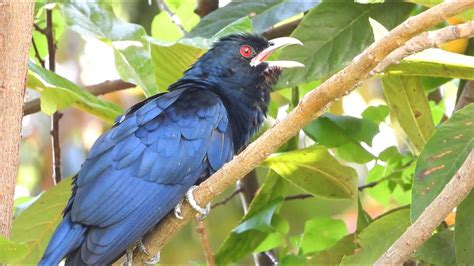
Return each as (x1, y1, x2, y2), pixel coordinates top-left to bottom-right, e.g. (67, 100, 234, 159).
(132, 2, 474, 264)
(375, 152, 474, 265)
(0, 0, 35, 237)
(23, 79, 135, 116)
(373, 21, 474, 74)
(195, 220, 215, 266)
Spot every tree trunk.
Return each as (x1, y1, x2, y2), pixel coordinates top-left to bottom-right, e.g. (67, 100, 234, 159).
(0, 0, 35, 237)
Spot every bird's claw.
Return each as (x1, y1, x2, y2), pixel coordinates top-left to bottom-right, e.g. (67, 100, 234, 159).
(174, 186, 211, 220)
(186, 186, 211, 221)
(144, 251, 160, 265)
(174, 198, 184, 220)
(136, 240, 150, 256)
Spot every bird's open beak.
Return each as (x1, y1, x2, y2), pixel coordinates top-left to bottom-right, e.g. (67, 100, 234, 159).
(250, 37, 305, 68)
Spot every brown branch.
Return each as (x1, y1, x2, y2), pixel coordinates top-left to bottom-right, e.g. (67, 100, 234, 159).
(44, 8, 63, 185)
(157, 0, 186, 34)
(195, 220, 215, 266)
(375, 152, 474, 265)
(23, 79, 135, 116)
(33, 23, 46, 35)
(0, 0, 35, 237)
(210, 188, 244, 209)
(31, 37, 45, 68)
(132, 2, 474, 264)
(194, 0, 218, 18)
(373, 21, 474, 74)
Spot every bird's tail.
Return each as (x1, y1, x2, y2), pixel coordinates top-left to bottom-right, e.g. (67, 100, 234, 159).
(38, 214, 87, 266)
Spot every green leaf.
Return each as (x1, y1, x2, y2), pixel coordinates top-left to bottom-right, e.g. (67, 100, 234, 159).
(28, 61, 122, 122)
(277, 0, 413, 88)
(211, 16, 253, 41)
(384, 49, 474, 80)
(215, 172, 288, 264)
(382, 76, 435, 153)
(305, 114, 379, 146)
(414, 230, 456, 265)
(357, 197, 372, 233)
(305, 114, 378, 163)
(341, 208, 411, 265)
(62, 2, 157, 96)
(10, 178, 72, 264)
(361, 105, 390, 124)
(455, 191, 474, 264)
(429, 100, 445, 125)
(189, 0, 318, 38)
(262, 146, 358, 199)
(151, 0, 199, 42)
(148, 16, 254, 91)
(300, 218, 348, 255)
(0, 237, 28, 263)
(309, 234, 357, 265)
(411, 104, 474, 221)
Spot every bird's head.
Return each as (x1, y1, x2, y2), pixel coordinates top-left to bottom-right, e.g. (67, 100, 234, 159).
(182, 33, 303, 93)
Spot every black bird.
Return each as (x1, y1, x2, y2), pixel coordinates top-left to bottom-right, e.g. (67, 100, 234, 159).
(39, 33, 303, 265)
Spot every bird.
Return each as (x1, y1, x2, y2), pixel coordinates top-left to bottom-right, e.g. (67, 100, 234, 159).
(39, 33, 303, 265)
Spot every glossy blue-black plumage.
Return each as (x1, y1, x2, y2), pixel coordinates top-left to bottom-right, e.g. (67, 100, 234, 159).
(40, 33, 280, 265)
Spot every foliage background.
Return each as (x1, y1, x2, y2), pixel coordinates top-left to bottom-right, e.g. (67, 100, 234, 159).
(1, 0, 473, 265)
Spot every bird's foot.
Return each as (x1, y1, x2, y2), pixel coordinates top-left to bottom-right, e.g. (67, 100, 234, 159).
(136, 239, 150, 256)
(186, 185, 211, 221)
(174, 186, 211, 221)
(123, 246, 134, 266)
(144, 251, 160, 265)
(174, 198, 184, 220)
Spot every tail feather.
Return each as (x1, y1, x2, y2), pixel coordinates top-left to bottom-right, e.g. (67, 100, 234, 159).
(39, 214, 87, 266)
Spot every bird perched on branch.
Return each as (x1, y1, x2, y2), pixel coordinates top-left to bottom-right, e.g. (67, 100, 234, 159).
(39, 33, 303, 265)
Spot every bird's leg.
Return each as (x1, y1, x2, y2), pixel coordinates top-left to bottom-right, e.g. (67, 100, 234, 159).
(186, 185, 211, 221)
(174, 198, 184, 220)
(135, 239, 160, 265)
(123, 246, 134, 266)
(136, 239, 150, 256)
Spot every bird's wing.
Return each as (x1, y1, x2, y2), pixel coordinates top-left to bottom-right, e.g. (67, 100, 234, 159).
(66, 90, 233, 228)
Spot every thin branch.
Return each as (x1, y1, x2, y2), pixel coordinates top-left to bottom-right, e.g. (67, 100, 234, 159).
(195, 220, 215, 266)
(132, 3, 474, 264)
(210, 188, 244, 209)
(44, 8, 62, 185)
(373, 21, 474, 75)
(33, 23, 46, 35)
(375, 152, 474, 265)
(455, 80, 474, 111)
(284, 194, 313, 201)
(31, 37, 45, 68)
(23, 79, 135, 116)
(157, 0, 187, 34)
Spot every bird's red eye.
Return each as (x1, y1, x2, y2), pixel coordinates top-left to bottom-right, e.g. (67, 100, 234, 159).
(240, 45, 252, 58)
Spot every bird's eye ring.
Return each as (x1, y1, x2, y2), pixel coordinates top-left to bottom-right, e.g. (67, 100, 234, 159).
(240, 45, 253, 58)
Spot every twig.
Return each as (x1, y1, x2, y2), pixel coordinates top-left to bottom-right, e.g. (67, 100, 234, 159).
(33, 23, 46, 35)
(157, 0, 186, 34)
(455, 80, 474, 111)
(31, 37, 45, 68)
(23, 79, 135, 116)
(375, 152, 474, 265)
(132, 3, 474, 264)
(195, 220, 215, 266)
(373, 21, 474, 75)
(284, 194, 313, 201)
(210, 188, 244, 209)
(44, 8, 62, 185)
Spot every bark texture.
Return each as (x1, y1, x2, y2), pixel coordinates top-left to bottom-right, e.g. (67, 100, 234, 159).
(0, 0, 35, 237)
